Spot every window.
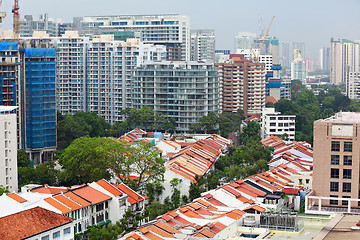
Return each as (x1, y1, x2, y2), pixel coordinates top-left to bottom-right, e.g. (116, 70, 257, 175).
(343, 169, 352, 179)
(270, 122, 276, 126)
(343, 183, 351, 192)
(344, 156, 352, 166)
(330, 195, 338, 205)
(41, 236, 49, 240)
(63, 227, 71, 235)
(330, 182, 339, 192)
(331, 155, 340, 165)
(344, 142, 352, 152)
(330, 169, 339, 178)
(342, 196, 351, 206)
(270, 129, 276, 132)
(53, 231, 60, 239)
(331, 141, 340, 151)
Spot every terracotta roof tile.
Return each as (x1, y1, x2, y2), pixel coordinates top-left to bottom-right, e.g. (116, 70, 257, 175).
(117, 183, 145, 205)
(30, 186, 68, 195)
(0, 207, 72, 240)
(64, 192, 91, 207)
(53, 194, 83, 212)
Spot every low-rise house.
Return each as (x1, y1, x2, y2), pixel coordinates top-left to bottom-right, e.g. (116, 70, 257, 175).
(0, 207, 74, 240)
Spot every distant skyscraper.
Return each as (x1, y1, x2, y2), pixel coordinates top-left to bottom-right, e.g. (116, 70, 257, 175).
(20, 13, 58, 37)
(190, 29, 215, 62)
(133, 62, 219, 131)
(291, 49, 306, 83)
(292, 42, 305, 59)
(279, 42, 290, 68)
(320, 47, 330, 71)
(79, 14, 190, 61)
(330, 39, 359, 85)
(234, 32, 256, 51)
(215, 50, 230, 63)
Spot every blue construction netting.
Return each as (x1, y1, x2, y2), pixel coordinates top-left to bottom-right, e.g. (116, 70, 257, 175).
(0, 41, 18, 51)
(268, 80, 281, 88)
(24, 58, 56, 149)
(20, 48, 56, 58)
(271, 65, 282, 70)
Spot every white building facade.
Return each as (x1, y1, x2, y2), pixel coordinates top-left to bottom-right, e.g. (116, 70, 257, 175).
(79, 14, 190, 61)
(190, 29, 215, 62)
(261, 107, 296, 142)
(0, 106, 18, 192)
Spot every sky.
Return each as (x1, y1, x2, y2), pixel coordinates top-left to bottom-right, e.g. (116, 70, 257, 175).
(1, 0, 359, 60)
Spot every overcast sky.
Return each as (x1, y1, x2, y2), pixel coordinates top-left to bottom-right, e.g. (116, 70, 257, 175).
(1, 0, 359, 60)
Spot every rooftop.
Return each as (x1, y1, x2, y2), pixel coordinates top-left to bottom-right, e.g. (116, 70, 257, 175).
(319, 112, 360, 123)
(0, 207, 72, 240)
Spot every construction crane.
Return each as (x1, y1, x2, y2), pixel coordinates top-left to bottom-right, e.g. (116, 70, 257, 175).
(12, 0, 19, 39)
(254, 16, 275, 62)
(0, 0, 6, 23)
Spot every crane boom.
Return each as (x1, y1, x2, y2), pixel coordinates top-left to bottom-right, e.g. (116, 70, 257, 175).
(258, 16, 275, 57)
(13, 0, 20, 39)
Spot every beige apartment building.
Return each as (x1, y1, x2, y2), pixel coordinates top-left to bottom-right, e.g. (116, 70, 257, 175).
(215, 54, 266, 116)
(313, 112, 360, 208)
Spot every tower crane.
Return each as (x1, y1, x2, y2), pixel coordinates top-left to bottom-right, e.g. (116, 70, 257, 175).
(0, 0, 6, 23)
(254, 16, 275, 62)
(12, 0, 19, 39)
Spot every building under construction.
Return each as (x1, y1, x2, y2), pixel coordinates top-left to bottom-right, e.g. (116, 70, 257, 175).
(0, 40, 56, 164)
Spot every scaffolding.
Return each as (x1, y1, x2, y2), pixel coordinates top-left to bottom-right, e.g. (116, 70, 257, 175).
(259, 212, 303, 232)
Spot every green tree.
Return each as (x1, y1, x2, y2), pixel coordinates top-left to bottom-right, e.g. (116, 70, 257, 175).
(112, 141, 165, 192)
(139, 106, 155, 131)
(86, 221, 126, 240)
(59, 137, 117, 185)
(152, 112, 165, 132)
(290, 79, 306, 100)
(17, 149, 30, 168)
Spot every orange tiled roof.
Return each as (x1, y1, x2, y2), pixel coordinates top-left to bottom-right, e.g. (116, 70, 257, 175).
(30, 185, 68, 195)
(0, 207, 72, 240)
(72, 186, 111, 204)
(64, 192, 91, 207)
(44, 197, 71, 214)
(154, 221, 181, 234)
(7, 193, 27, 203)
(117, 183, 146, 205)
(96, 179, 123, 197)
(53, 194, 83, 212)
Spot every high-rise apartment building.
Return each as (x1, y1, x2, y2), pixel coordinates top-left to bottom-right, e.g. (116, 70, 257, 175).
(133, 61, 219, 131)
(190, 29, 215, 62)
(0, 106, 18, 192)
(0, 40, 56, 164)
(330, 39, 360, 85)
(20, 14, 58, 37)
(79, 14, 190, 61)
(215, 54, 266, 116)
(313, 112, 360, 208)
(279, 42, 290, 68)
(55, 32, 167, 123)
(291, 49, 306, 83)
(346, 72, 360, 99)
(320, 47, 330, 72)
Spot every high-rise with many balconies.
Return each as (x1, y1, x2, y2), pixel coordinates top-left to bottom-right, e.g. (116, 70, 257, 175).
(215, 54, 266, 116)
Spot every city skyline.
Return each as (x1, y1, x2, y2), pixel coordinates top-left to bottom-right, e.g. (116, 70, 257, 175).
(0, 0, 358, 60)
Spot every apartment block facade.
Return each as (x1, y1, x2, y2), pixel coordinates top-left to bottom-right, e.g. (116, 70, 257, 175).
(266, 65, 291, 100)
(0, 106, 18, 192)
(346, 72, 360, 99)
(330, 39, 360, 85)
(190, 29, 215, 62)
(313, 112, 360, 208)
(260, 107, 296, 142)
(79, 14, 190, 61)
(133, 61, 219, 131)
(215, 54, 266, 116)
(55, 32, 166, 123)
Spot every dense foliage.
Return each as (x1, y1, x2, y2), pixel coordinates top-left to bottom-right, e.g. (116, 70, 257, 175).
(189, 109, 245, 137)
(275, 80, 352, 143)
